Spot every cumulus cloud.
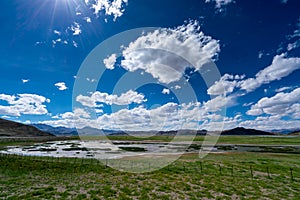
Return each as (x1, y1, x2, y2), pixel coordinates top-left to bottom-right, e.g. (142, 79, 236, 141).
(40, 99, 230, 131)
(246, 87, 300, 118)
(62, 108, 91, 119)
(103, 54, 117, 69)
(76, 90, 146, 107)
(107, 21, 219, 84)
(205, 0, 234, 9)
(86, 0, 128, 21)
(55, 82, 68, 91)
(207, 54, 300, 96)
(203, 95, 235, 112)
(0, 94, 50, 117)
(40, 102, 205, 130)
(240, 116, 300, 131)
(207, 74, 245, 95)
(162, 88, 170, 95)
(240, 54, 300, 92)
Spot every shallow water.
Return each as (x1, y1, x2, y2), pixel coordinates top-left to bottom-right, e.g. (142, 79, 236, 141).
(1, 140, 300, 159)
(0, 140, 188, 159)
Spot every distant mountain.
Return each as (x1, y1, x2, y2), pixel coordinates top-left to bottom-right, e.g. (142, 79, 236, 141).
(220, 127, 275, 136)
(32, 124, 78, 136)
(268, 128, 300, 134)
(33, 124, 121, 136)
(288, 130, 300, 136)
(31, 124, 278, 137)
(108, 127, 274, 136)
(0, 118, 54, 137)
(77, 127, 107, 135)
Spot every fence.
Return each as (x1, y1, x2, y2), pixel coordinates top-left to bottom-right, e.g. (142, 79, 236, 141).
(0, 152, 298, 181)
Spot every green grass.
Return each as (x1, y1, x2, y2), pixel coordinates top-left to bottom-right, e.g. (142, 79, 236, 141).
(104, 135, 300, 145)
(0, 152, 299, 199)
(1, 136, 300, 199)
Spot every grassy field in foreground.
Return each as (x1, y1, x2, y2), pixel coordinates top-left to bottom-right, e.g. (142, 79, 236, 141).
(1, 151, 299, 199)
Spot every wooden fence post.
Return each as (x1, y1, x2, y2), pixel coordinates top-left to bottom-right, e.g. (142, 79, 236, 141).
(266, 166, 270, 178)
(200, 162, 203, 173)
(290, 168, 294, 181)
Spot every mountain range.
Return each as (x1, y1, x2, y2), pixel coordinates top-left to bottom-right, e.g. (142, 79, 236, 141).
(32, 123, 279, 136)
(0, 118, 299, 138)
(0, 118, 54, 137)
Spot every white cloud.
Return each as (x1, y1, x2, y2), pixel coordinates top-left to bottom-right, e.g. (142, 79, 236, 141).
(0, 94, 50, 117)
(209, 54, 300, 96)
(103, 53, 117, 69)
(246, 87, 300, 118)
(240, 116, 300, 131)
(86, 78, 97, 82)
(76, 90, 146, 107)
(275, 86, 292, 93)
(40, 102, 203, 130)
(174, 85, 181, 90)
(207, 74, 245, 95)
(287, 41, 299, 51)
(87, 0, 128, 21)
(39, 100, 230, 131)
(52, 38, 68, 47)
(84, 17, 92, 23)
(205, 0, 234, 9)
(285, 17, 300, 51)
(241, 54, 300, 92)
(22, 79, 30, 83)
(242, 102, 254, 107)
(55, 82, 68, 91)
(53, 30, 61, 36)
(258, 51, 263, 59)
(72, 41, 78, 48)
(35, 41, 45, 46)
(113, 20, 219, 84)
(69, 22, 82, 36)
(203, 95, 235, 112)
(162, 88, 170, 95)
(280, 0, 288, 4)
(60, 108, 91, 119)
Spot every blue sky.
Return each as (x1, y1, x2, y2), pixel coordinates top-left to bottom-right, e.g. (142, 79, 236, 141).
(0, 0, 299, 131)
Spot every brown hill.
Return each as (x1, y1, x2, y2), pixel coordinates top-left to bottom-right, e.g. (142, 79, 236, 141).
(221, 127, 275, 135)
(0, 118, 54, 137)
(288, 131, 300, 136)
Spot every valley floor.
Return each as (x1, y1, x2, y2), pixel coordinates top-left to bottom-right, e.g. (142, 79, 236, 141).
(1, 150, 300, 199)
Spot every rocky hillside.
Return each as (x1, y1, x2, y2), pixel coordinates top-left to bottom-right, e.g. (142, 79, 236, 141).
(0, 118, 54, 137)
